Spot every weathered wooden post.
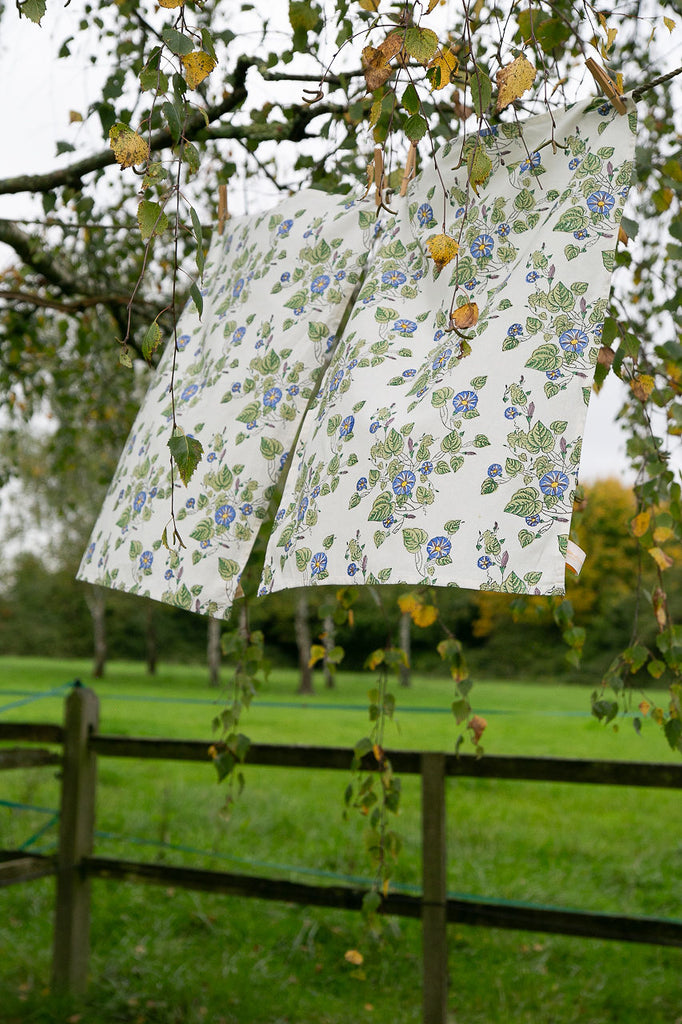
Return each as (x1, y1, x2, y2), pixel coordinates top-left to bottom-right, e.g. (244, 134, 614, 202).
(421, 752, 448, 1024)
(52, 684, 99, 995)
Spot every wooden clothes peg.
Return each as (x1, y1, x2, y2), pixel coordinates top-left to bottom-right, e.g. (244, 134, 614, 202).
(585, 58, 627, 115)
(217, 184, 229, 235)
(373, 146, 385, 208)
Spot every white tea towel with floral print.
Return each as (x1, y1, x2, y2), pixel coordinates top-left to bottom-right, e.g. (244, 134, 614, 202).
(77, 190, 378, 616)
(261, 97, 638, 599)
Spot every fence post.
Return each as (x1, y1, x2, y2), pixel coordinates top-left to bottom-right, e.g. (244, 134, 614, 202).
(52, 684, 99, 995)
(421, 752, 448, 1024)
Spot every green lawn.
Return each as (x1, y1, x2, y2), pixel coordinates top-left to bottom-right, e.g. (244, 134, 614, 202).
(1, 656, 680, 1023)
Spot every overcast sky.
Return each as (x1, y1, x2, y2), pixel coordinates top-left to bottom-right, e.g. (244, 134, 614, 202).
(3, 4, 681, 488)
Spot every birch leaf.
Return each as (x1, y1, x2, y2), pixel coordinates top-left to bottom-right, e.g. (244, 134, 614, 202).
(158, 0, 184, 6)
(403, 26, 439, 64)
(109, 124, 149, 168)
(451, 302, 479, 329)
(648, 546, 674, 572)
(362, 33, 402, 91)
(426, 233, 459, 271)
(495, 54, 537, 112)
(428, 48, 459, 90)
(182, 51, 217, 89)
(467, 143, 493, 196)
(138, 200, 169, 241)
(168, 428, 204, 486)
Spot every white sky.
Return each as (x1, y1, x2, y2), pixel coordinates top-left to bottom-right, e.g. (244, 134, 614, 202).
(2, 3, 681, 489)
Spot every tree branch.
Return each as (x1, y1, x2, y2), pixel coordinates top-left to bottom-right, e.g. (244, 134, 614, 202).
(0, 288, 139, 314)
(0, 57, 253, 197)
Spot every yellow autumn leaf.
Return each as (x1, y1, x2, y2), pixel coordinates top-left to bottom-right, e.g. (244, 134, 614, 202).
(653, 525, 675, 543)
(648, 546, 674, 572)
(362, 33, 403, 92)
(366, 648, 385, 670)
(398, 593, 419, 616)
(182, 51, 217, 89)
(158, 0, 184, 6)
(425, 0, 440, 11)
(109, 123, 149, 168)
(630, 373, 655, 401)
(412, 603, 438, 628)
(639, 700, 651, 716)
(495, 53, 536, 112)
(663, 16, 675, 32)
(344, 950, 364, 966)
(428, 47, 459, 91)
(468, 715, 487, 743)
(69, 110, 83, 123)
(600, 25, 618, 58)
(618, 224, 629, 246)
(451, 302, 479, 330)
(630, 510, 651, 537)
(358, 0, 380, 10)
(426, 232, 459, 271)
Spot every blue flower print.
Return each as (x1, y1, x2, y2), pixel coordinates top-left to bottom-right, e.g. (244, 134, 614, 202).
(231, 382, 241, 393)
(573, 228, 588, 240)
(453, 390, 478, 413)
(471, 234, 494, 259)
(133, 491, 146, 512)
(417, 203, 434, 226)
(487, 464, 503, 478)
(432, 348, 452, 370)
(392, 470, 416, 496)
(201, 539, 211, 549)
(207, 452, 217, 462)
(539, 471, 570, 496)
(526, 271, 540, 283)
(519, 151, 541, 173)
(150, 488, 157, 499)
(280, 452, 289, 470)
(587, 190, 615, 216)
(507, 324, 523, 337)
(233, 278, 245, 298)
(559, 329, 589, 353)
(416, 387, 427, 397)
(496, 223, 511, 237)
(348, 359, 358, 370)
(569, 157, 581, 170)
(383, 514, 396, 528)
(277, 219, 293, 237)
(280, 272, 290, 282)
(455, 207, 465, 218)
(427, 536, 451, 560)
(311, 485, 321, 499)
(412, 270, 425, 281)
(311, 552, 327, 575)
(347, 562, 358, 576)
(525, 513, 541, 526)
(335, 270, 346, 280)
(463, 279, 478, 290)
(246, 421, 257, 430)
(382, 270, 407, 288)
(420, 461, 433, 475)
(433, 330, 444, 341)
(369, 421, 381, 433)
(164, 569, 173, 580)
(263, 387, 283, 408)
(593, 323, 603, 338)
(477, 555, 493, 570)
(186, 497, 195, 509)
(356, 477, 368, 492)
(504, 406, 520, 419)
(241, 503, 253, 516)
(311, 274, 330, 294)
(297, 497, 309, 522)
(276, 508, 287, 522)
(181, 384, 198, 401)
(340, 415, 355, 436)
(287, 385, 300, 397)
(330, 368, 344, 392)
(85, 542, 95, 562)
(402, 368, 416, 378)
(546, 369, 562, 380)
(394, 319, 417, 334)
(215, 504, 236, 526)
(292, 306, 305, 316)
(303, 230, 313, 238)
(177, 334, 190, 350)
(139, 551, 153, 570)
(598, 102, 612, 116)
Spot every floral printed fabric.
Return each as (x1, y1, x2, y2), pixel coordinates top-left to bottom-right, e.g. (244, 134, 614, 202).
(260, 97, 638, 598)
(77, 189, 378, 616)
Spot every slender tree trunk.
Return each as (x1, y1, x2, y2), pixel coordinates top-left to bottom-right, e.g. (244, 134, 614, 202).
(322, 612, 336, 689)
(399, 610, 412, 688)
(84, 585, 107, 679)
(145, 603, 157, 675)
(295, 590, 314, 695)
(207, 616, 221, 687)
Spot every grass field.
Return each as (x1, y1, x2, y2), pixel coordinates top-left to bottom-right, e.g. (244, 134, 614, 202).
(1, 656, 681, 1024)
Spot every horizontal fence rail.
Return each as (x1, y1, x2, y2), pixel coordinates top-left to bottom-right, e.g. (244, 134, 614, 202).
(1, 686, 682, 1024)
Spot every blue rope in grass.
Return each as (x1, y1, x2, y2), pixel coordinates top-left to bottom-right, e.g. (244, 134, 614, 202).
(0, 682, 74, 715)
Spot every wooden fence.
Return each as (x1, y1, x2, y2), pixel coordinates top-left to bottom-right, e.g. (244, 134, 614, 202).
(2, 684, 682, 1024)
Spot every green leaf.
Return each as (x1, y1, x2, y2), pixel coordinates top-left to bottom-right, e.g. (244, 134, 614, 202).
(431, 387, 454, 408)
(141, 319, 163, 363)
(554, 207, 587, 232)
(402, 527, 428, 552)
(402, 83, 420, 115)
(441, 430, 462, 453)
(502, 571, 527, 594)
(218, 557, 240, 580)
(260, 436, 283, 459)
(137, 200, 168, 241)
(444, 520, 462, 534)
(602, 250, 616, 271)
(470, 67, 492, 118)
(385, 428, 404, 454)
(18, 0, 46, 24)
(162, 27, 195, 55)
(308, 320, 328, 341)
(518, 529, 535, 548)
(404, 114, 429, 142)
(295, 547, 312, 571)
(163, 101, 182, 144)
(546, 281, 575, 313)
(473, 434, 490, 448)
(168, 428, 204, 486)
(190, 282, 203, 318)
(375, 306, 398, 323)
(526, 421, 555, 453)
(237, 401, 260, 424)
(403, 26, 439, 64)
(564, 243, 580, 261)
